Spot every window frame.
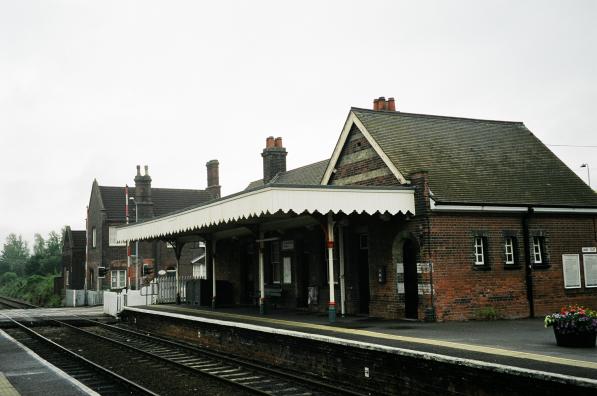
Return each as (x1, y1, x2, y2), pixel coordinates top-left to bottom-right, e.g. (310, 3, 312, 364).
(474, 237, 485, 266)
(531, 235, 549, 268)
(110, 269, 126, 289)
(504, 237, 515, 265)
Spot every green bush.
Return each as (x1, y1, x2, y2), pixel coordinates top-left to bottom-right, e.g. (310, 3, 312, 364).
(476, 306, 499, 320)
(0, 274, 60, 307)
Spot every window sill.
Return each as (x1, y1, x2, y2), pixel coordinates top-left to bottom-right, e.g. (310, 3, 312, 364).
(532, 264, 550, 270)
(473, 265, 491, 271)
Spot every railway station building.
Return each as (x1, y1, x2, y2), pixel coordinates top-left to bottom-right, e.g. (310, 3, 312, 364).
(85, 162, 221, 292)
(116, 97, 597, 321)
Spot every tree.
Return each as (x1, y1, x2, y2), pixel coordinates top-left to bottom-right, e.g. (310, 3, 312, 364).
(0, 234, 30, 276)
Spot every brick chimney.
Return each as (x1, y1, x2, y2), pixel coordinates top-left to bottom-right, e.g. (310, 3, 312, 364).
(134, 165, 154, 220)
(206, 159, 221, 199)
(373, 96, 396, 111)
(262, 136, 287, 184)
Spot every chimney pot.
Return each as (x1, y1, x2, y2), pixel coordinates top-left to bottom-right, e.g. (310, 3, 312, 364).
(373, 98, 379, 111)
(266, 136, 275, 148)
(274, 137, 283, 148)
(387, 97, 396, 111)
(144, 165, 149, 176)
(136, 165, 141, 176)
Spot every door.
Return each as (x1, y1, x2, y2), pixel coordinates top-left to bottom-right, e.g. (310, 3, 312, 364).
(403, 239, 418, 319)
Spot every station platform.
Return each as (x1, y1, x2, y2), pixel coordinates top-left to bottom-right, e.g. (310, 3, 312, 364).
(0, 329, 97, 396)
(0, 306, 109, 327)
(124, 304, 597, 383)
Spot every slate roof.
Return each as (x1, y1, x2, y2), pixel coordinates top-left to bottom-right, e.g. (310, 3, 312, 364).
(246, 159, 329, 190)
(98, 186, 214, 221)
(351, 108, 597, 207)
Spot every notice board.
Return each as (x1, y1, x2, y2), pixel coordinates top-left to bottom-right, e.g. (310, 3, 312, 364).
(562, 254, 581, 289)
(583, 254, 597, 288)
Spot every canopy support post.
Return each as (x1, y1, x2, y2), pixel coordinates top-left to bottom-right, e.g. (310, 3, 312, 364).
(211, 239, 217, 309)
(339, 224, 346, 317)
(258, 230, 266, 315)
(327, 213, 336, 323)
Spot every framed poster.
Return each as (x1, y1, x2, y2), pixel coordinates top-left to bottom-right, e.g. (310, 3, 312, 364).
(583, 254, 597, 288)
(283, 257, 292, 284)
(562, 254, 581, 289)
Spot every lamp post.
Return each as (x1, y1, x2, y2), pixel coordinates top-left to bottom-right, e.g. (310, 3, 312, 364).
(581, 163, 591, 187)
(129, 197, 140, 289)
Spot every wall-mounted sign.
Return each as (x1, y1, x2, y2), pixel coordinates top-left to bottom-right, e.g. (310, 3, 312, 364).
(583, 254, 597, 288)
(562, 254, 581, 289)
(281, 240, 294, 251)
(582, 247, 597, 253)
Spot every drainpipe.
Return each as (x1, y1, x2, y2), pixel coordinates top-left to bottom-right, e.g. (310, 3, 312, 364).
(522, 207, 535, 318)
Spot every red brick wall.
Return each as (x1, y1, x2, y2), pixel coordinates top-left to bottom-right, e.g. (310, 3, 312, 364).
(430, 212, 597, 321)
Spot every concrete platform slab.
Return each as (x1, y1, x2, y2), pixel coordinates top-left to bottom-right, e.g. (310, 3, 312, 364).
(0, 329, 98, 396)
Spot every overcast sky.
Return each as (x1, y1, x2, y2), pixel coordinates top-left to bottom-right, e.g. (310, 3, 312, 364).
(1, 1, 595, 249)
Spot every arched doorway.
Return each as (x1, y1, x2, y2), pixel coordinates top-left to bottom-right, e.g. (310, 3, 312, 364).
(403, 239, 418, 319)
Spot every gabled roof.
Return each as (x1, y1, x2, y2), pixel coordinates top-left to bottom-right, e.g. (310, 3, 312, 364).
(63, 226, 86, 250)
(324, 108, 597, 207)
(98, 186, 214, 221)
(246, 159, 329, 190)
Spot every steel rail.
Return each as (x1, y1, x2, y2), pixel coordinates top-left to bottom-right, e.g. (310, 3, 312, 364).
(55, 319, 288, 395)
(0, 313, 159, 396)
(74, 317, 371, 396)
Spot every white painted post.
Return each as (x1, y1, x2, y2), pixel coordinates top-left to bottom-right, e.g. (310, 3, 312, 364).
(339, 225, 346, 317)
(327, 213, 336, 322)
(259, 231, 265, 315)
(211, 239, 216, 309)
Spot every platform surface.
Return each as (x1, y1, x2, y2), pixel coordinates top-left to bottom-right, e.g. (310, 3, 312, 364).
(0, 329, 97, 396)
(126, 304, 597, 382)
(0, 306, 106, 324)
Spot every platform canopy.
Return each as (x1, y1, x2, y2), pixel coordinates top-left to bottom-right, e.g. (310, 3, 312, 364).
(116, 185, 415, 242)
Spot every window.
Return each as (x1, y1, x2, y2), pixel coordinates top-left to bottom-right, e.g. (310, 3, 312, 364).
(108, 227, 126, 247)
(533, 236, 544, 264)
(504, 237, 515, 265)
(193, 262, 207, 279)
(110, 269, 126, 289)
(92, 227, 97, 248)
(271, 241, 281, 284)
(474, 237, 485, 265)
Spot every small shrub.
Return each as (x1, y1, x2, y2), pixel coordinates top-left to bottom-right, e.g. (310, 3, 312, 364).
(476, 306, 499, 320)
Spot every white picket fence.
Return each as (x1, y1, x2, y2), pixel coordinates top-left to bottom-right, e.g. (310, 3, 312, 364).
(103, 285, 157, 317)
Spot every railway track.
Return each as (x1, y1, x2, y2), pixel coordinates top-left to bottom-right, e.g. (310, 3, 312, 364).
(2, 314, 157, 396)
(0, 295, 37, 309)
(70, 319, 367, 396)
(4, 309, 367, 396)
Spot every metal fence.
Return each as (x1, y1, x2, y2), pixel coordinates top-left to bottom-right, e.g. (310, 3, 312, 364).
(155, 275, 205, 304)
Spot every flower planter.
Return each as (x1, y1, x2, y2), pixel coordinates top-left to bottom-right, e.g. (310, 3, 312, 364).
(553, 327, 596, 348)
